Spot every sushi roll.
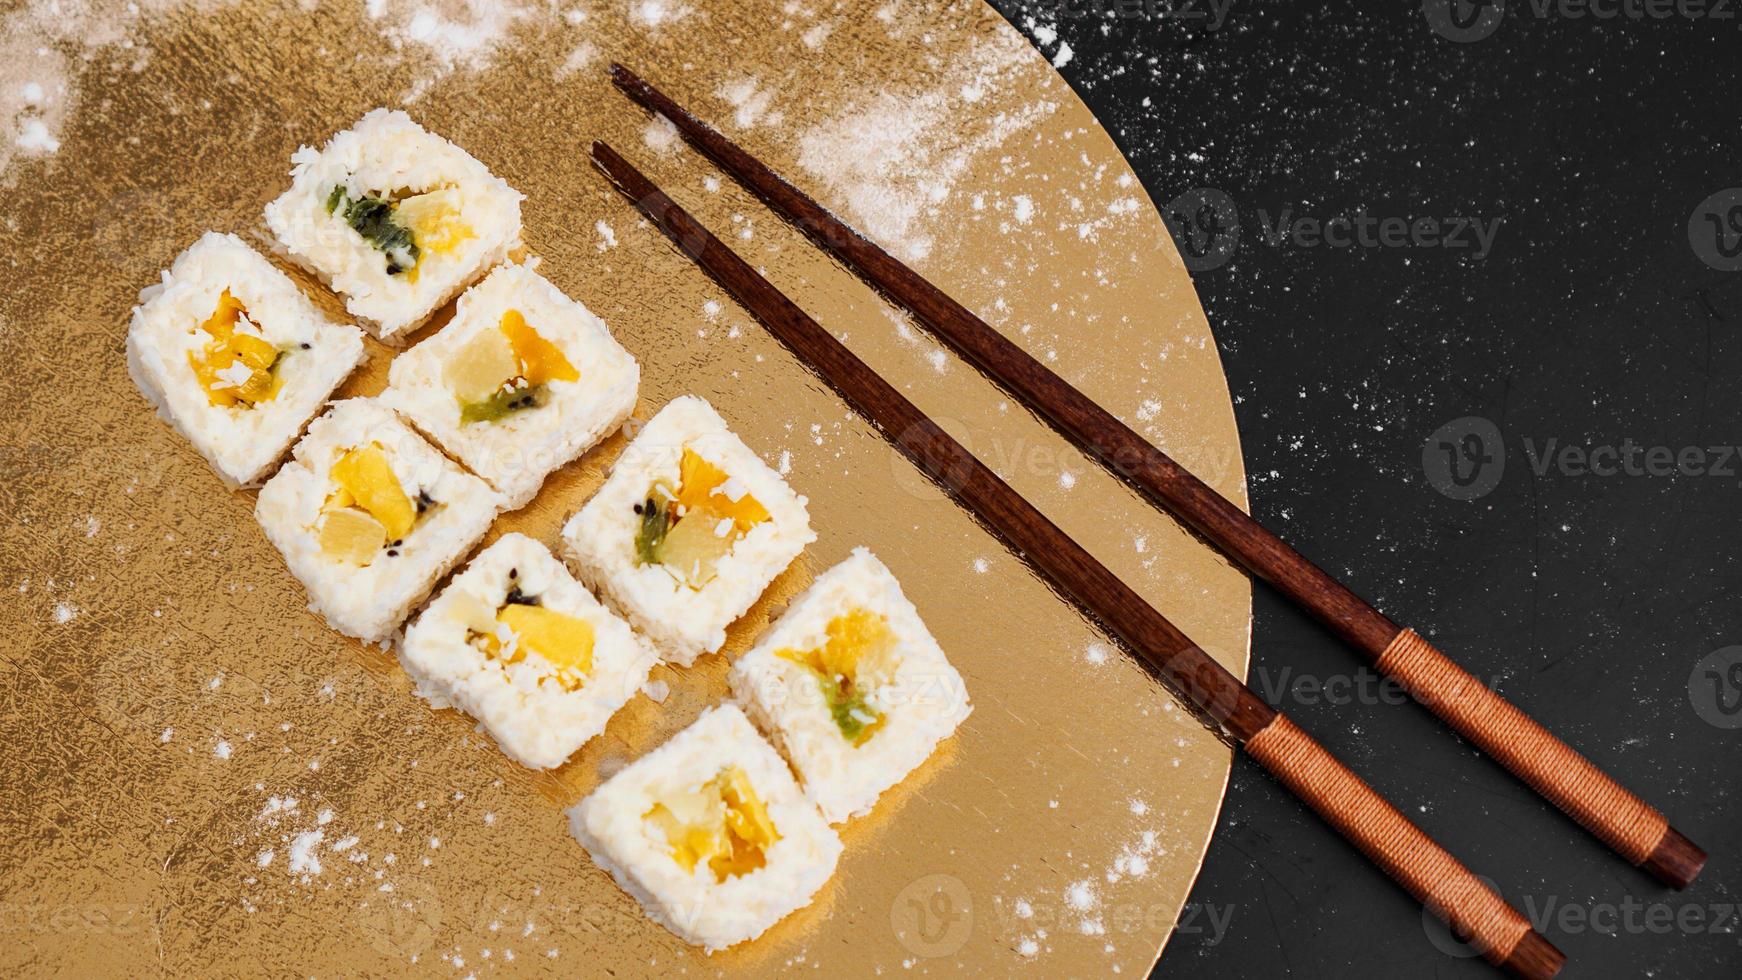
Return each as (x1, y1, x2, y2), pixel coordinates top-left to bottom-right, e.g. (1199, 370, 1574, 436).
(126, 232, 366, 487)
(399, 532, 659, 769)
(381, 264, 639, 509)
(256, 398, 504, 642)
(567, 704, 842, 951)
(728, 548, 971, 823)
(264, 108, 523, 344)
(560, 396, 815, 666)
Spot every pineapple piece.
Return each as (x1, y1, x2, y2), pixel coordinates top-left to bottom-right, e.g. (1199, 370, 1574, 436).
(654, 510, 736, 588)
(500, 309, 578, 385)
(675, 449, 770, 530)
(330, 445, 416, 541)
(445, 327, 519, 404)
(645, 766, 779, 881)
(318, 507, 388, 565)
(497, 603, 595, 677)
(395, 187, 475, 259)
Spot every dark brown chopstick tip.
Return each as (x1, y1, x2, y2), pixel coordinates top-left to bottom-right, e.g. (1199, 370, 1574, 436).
(1640, 826, 1707, 890)
(1500, 931, 1566, 980)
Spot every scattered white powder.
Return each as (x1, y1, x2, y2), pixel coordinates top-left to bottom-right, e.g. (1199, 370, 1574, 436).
(800, 23, 831, 49)
(1084, 642, 1109, 666)
(1012, 195, 1035, 224)
(288, 828, 324, 875)
(317, 808, 335, 826)
(159, 728, 173, 743)
(717, 77, 778, 129)
(972, 558, 989, 574)
(52, 602, 76, 624)
(258, 796, 299, 823)
(795, 40, 1057, 263)
(373, 0, 531, 100)
(1014, 899, 1034, 919)
(642, 112, 680, 154)
(1064, 879, 1098, 911)
(1051, 41, 1074, 68)
(331, 835, 360, 852)
(629, 0, 686, 29)
(256, 849, 273, 868)
(776, 450, 792, 475)
(214, 739, 232, 759)
(16, 118, 58, 153)
(595, 219, 617, 251)
(1058, 470, 1076, 490)
(556, 41, 598, 81)
(1017, 938, 1039, 957)
(701, 299, 722, 319)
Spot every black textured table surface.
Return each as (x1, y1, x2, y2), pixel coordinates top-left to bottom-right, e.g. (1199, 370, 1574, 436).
(987, 3, 1742, 977)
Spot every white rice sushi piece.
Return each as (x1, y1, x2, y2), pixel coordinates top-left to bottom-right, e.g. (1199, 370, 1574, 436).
(381, 264, 639, 509)
(728, 548, 971, 823)
(567, 704, 842, 951)
(560, 396, 815, 666)
(264, 108, 523, 344)
(126, 232, 366, 487)
(256, 398, 504, 642)
(400, 532, 659, 769)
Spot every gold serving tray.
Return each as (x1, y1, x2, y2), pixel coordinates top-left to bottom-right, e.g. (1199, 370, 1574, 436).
(0, 1, 1250, 975)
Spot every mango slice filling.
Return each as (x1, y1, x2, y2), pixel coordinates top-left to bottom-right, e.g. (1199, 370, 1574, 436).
(468, 593, 595, 692)
(644, 767, 779, 881)
(632, 449, 772, 587)
(188, 290, 285, 408)
(447, 310, 579, 424)
(318, 445, 417, 566)
(776, 608, 898, 746)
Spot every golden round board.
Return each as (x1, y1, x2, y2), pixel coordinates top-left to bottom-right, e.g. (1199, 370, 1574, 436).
(0, 1, 1251, 976)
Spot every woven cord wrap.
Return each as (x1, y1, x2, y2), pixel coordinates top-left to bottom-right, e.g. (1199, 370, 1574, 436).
(1377, 629, 1667, 864)
(1246, 715, 1530, 964)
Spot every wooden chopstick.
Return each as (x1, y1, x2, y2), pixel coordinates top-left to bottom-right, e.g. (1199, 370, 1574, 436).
(606, 63, 1706, 891)
(589, 138, 1565, 980)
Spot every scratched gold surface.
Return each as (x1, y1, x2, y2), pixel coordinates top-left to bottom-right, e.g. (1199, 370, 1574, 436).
(0, 1, 1250, 976)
